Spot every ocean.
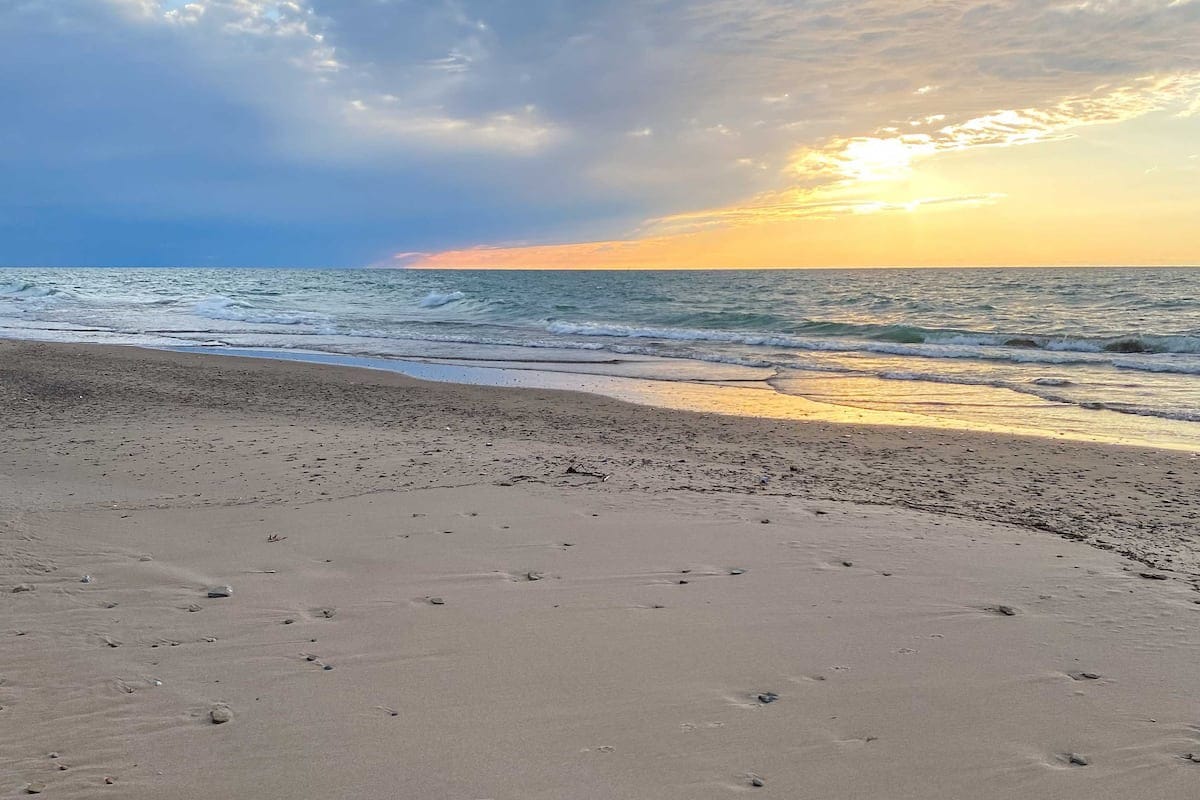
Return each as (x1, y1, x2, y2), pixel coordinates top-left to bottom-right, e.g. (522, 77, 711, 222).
(3, 266, 1199, 449)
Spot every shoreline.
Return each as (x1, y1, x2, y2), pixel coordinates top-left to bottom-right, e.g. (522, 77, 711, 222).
(4, 264, 1200, 454)
(3, 339, 1200, 798)
(147, 343, 1200, 453)
(5, 339, 1199, 581)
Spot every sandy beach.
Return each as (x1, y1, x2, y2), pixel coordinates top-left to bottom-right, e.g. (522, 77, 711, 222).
(3, 340, 1199, 799)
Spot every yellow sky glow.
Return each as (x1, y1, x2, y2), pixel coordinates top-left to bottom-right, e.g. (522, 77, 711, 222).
(405, 74, 1200, 269)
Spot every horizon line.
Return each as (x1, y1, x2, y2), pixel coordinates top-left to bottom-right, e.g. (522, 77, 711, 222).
(3, 263, 1200, 271)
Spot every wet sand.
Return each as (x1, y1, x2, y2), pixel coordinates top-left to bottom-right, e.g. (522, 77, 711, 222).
(2, 341, 1199, 798)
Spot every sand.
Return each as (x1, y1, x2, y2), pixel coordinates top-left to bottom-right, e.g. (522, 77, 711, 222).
(2, 340, 1199, 799)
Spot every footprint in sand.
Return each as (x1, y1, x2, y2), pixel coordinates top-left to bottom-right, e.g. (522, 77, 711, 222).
(984, 604, 1019, 616)
(300, 652, 334, 670)
(511, 571, 544, 582)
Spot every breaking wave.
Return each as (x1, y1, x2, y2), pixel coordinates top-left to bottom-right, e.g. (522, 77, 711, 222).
(192, 297, 330, 327)
(418, 291, 466, 308)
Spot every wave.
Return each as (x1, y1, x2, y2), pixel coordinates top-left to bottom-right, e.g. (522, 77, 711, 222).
(552, 313, 1200, 355)
(547, 320, 810, 347)
(806, 326, 1200, 355)
(659, 310, 792, 331)
(605, 343, 777, 370)
(544, 319, 1200, 369)
(544, 320, 1200, 368)
(418, 291, 466, 308)
(192, 297, 330, 327)
(1112, 359, 1200, 376)
(1082, 403, 1200, 423)
(860, 370, 1200, 424)
(0, 281, 62, 300)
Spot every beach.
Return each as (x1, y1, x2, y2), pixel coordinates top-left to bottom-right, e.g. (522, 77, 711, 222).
(3, 340, 1199, 799)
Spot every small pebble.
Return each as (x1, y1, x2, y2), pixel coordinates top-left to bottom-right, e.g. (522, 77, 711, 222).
(526, 571, 544, 581)
(757, 692, 779, 704)
(1183, 753, 1200, 763)
(1139, 572, 1168, 581)
(283, 618, 296, 625)
(138, 555, 153, 562)
(24, 783, 46, 794)
(104, 776, 115, 785)
(993, 605, 1018, 616)
(81, 575, 94, 584)
(751, 777, 765, 787)
(210, 706, 232, 724)
(206, 586, 233, 598)
(429, 597, 445, 605)
(841, 561, 853, 567)
(322, 664, 333, 671)
(1068, 753, 1089, 766)
(729, 568, 746, 576)
(187, 603, 202, 612)
(12, 584, 34, 593)
(48, 753, 59, 759)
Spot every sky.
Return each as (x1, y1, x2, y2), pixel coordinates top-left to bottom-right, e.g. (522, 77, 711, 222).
(1, 0, 1198, 269)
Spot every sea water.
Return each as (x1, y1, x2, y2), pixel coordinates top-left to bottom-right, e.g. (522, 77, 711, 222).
(2, 267, 1198, 448)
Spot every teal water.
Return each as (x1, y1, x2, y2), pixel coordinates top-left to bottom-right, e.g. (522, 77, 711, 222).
(3, 267, 1199, 446)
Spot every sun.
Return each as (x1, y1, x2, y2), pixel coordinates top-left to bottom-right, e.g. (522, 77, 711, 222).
(836, 137, 926, 182)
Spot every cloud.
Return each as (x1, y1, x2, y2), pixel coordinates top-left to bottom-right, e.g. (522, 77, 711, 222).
(1, 0, 1198, 264)
(632, 71, 1200, 234)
